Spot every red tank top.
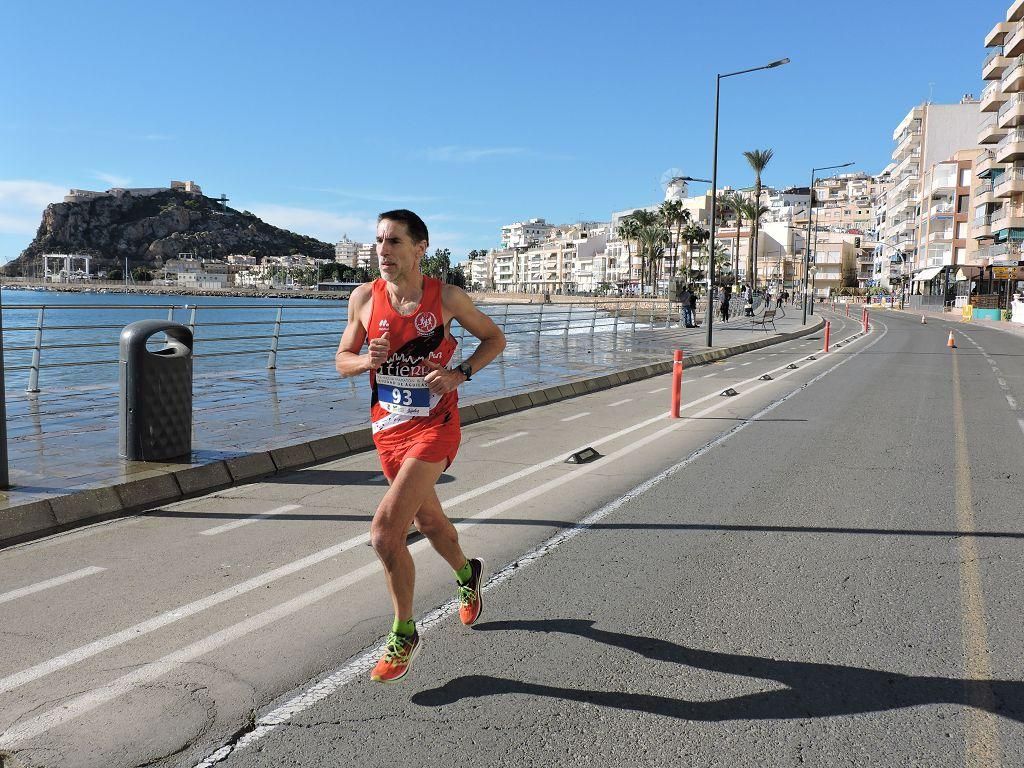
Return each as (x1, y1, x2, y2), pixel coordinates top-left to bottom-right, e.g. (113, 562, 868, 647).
(367, 276, 459, 437)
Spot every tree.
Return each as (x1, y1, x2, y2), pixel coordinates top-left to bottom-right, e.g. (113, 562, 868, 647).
(658, 200, 690, 287)
(628, 209, 659, 296)
(720, 194, 744, 286)
(696, 241, 731, 287)
(422, 248, 451, 279)
(680, 223, 708, 284)
(637, 223, 670, 296)
(131, 266, 153, 282)
(743, 148, 774, 287)
(616, 215, 641, 293)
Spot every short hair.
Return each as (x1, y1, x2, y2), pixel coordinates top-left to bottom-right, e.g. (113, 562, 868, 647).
(377, 209, 429, 245)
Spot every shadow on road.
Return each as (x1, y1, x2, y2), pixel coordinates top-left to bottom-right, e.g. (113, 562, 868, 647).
(413, 619, 1023, 723)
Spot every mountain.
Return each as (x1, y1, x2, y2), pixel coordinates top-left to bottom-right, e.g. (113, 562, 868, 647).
(6, 189, 334, 275)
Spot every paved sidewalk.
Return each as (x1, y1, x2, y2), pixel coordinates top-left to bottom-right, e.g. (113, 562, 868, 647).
(0, 307, 822, 544)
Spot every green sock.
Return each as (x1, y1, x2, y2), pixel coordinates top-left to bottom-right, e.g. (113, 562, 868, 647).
(392, 617, 415, 637)
(455, 560, 473, 585)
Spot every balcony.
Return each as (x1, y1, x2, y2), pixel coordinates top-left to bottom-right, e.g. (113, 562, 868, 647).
(982, 81, 1009, 112)
(1007, 24, 1024, 58)
(975, 180, 995, 205)
(976, 150, 1002, 178)
(927, 172, 957, 196)
(893, 129, 921, 158)
(998, 94, 1024, 127)
(995, 128, 1024, 162)
(928, 229, 953, 243)
(980, 116, 1008, 144)
(1012, 0, 1024, 22)
(995, 167, 1024, 196)
(985, 49, 1010, 79)
(1004, 56, 1024, 93)
(928, 202, 954, 218)
(974, 215, 993, 239)
(992, 205, 1024, 232)
(986, 21, 1011, 48)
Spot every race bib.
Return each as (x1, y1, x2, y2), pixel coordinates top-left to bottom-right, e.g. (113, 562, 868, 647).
(376, 374, 431, 416)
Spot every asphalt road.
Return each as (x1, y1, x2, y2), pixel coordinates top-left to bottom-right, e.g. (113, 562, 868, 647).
(0, 308, 1021, 768)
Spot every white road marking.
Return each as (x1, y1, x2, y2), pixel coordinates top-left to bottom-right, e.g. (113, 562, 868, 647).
(997, 378, 1008, 389)
(724, 367, 736, 371)
(608, 399, 633, 407)
(480, 431, 528, 448)
(199, 505, 302, 536)
(0, 326, 865, 701)
(0, 567, 105, 606)
(757, 356, 767, 360)
(1007, 394, 1018, 410)
(190, 317, 891, 767)
(741, 362, 752, 366)
(702, 373, 718, 378)
(647, 387, 667, 394)
(1019, 419, 1024, 437)
(560, 412, 590, 422)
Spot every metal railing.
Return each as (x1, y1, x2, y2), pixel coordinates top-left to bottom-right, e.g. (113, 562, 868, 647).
(2, 299, 712, 393)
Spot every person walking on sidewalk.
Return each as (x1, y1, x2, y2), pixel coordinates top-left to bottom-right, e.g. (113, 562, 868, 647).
(678, 285, 694, 327)
(335, 209, 506, 683)
(719, 284, 731, 323)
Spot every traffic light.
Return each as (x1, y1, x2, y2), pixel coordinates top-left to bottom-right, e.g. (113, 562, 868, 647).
(854, 236, 861, 248)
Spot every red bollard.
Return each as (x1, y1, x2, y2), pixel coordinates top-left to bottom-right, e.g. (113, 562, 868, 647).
(671, 350, 683, 418)
(845, 304, 850, 317)
(823, 321, 831, 353)
(863, 310, 869, 333)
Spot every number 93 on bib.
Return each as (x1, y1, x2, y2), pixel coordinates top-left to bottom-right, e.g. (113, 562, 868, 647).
(376, 374, 432, 416)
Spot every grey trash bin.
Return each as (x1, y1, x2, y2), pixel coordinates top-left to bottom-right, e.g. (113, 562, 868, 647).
(119, 320, 193, 461)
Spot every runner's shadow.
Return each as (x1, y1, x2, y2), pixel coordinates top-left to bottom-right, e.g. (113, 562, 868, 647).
(412, 619, 1024, 723)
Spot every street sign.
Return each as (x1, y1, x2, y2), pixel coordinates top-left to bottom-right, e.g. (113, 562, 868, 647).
(993, 267, 1014, 279)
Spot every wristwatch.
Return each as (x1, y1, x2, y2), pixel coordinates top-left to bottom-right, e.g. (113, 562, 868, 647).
(456, 362, 473, 382)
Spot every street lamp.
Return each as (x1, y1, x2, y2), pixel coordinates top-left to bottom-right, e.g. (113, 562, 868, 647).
(706, 57, 790, 347)
(803, 161, 854, 324)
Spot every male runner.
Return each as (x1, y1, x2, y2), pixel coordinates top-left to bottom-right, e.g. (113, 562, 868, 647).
(335, 209, 506, 682)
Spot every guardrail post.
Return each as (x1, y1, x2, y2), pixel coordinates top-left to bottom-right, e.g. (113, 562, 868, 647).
(650, 301, 655, 328)
(188, 305, 197, 336)
(26, 307, 45, 393)
(268, 307, 283, 369)
(166, 307, 174, 322)
(590, 300, 597, 334)
(564, 303, 572, 338)
(502, 302, 510, 334)
(613, 301, 620, 335)
(536, 302, 544, 339)
(631, 302, 638, 331)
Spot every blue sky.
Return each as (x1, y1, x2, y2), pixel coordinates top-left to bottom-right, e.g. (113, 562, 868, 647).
(0, 0, 1007, 265)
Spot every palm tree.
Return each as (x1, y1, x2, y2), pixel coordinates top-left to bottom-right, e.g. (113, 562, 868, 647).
(638, 223, 670, 295)
(743, 148, 774, 287)
(616, 215, 641, 294)
(658, 200, 690, 288)
(628, 209, 658, 295)
(681, 223, 708, 283)
(724, 193, 746, 287)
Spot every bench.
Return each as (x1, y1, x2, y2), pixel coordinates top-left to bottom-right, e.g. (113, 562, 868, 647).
(750, 308, 777, 333)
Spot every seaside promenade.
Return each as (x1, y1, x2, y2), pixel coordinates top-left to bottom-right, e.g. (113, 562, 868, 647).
(0, 300, 816, 545)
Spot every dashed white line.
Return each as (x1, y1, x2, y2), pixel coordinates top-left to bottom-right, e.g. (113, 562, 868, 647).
(741, 362, 752, 366)
(0, 567, 105, 606)
(702, 373, 718, 378)
(560, 412, 590, 422)
(1019, 419, 1024, 437)
(647, 387, 668, 394)
(724, 367, 736, 371)
(608, 399, 633, 407)
(480, 432, 528, 448)
(997, 378, 1008, 389)
(200, 505, 302, 536)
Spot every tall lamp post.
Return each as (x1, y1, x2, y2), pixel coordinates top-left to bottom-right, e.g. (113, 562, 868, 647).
(706, 57, 790, 347)
(803, 162, 853, 325)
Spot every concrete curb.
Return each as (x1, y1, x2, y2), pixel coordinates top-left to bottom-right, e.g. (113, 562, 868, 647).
(0, 318, 824, 548)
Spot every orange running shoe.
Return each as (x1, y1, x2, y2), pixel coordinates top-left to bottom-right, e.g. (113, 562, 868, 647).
(458, 558, 485, 626)
(370, 631, 421, 683)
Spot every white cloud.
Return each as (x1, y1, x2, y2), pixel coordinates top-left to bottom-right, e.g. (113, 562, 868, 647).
(92, 171, 131, 188)
(0, 180, 67, 235)
(244, 203, 377, 242)
(425, 145, 528, 163)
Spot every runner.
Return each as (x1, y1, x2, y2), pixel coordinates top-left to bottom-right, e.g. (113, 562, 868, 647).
(335, 209, 506, 683)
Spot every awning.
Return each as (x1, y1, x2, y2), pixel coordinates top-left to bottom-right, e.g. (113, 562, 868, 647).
(913, 266, 943, 282)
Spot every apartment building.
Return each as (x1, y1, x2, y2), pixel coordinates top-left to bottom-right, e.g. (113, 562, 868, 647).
(500, 218, 555, 249)
(334, 235, 360, 267)
(978, 0, 1024, 306)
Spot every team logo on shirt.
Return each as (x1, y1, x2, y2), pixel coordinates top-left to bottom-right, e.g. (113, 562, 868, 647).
(414, 311, 438, 336)
(378, 319, 390, 332)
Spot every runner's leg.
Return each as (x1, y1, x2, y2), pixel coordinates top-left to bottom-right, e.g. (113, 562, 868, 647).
(414, 487, 468, 570)
(370, 457, 446, 622)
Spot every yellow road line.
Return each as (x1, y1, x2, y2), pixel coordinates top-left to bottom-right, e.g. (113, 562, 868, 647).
(951, 348, 1001, 768)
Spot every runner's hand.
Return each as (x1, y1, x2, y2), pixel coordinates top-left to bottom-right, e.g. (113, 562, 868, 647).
(422, 359, 461, 395)
(367, 332, 390, 371)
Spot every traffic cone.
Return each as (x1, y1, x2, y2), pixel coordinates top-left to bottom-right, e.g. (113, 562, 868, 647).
(920, 315, 926, 324)
(947, 331, 956, 348)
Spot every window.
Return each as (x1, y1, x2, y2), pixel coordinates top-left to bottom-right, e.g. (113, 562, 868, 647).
(957, 195, 969, 214)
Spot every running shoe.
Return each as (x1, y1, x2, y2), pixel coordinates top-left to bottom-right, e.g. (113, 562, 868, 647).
(458, 557, 485, 626)
(370, 631, 421, 683)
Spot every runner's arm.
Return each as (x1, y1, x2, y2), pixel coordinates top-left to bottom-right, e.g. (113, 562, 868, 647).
(335, 284, 383, 378)
(443, 284, 506, 378)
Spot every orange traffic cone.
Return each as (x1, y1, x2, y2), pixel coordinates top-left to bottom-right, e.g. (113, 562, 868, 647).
(947, 331, 956, 348)
(920, 315, 926, 324)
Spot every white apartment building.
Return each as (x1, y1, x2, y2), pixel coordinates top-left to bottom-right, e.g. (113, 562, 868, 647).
(356, 243, 378, 272)
(977, 1, 1024, 309)
(466, 251, 493, 290)
(877, 99, 983, 292)
(500, 218, 555, 249)
(335, 235, 360, 267)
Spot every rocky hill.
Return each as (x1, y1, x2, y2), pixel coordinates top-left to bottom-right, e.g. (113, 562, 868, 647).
(6, 190, 334, 275)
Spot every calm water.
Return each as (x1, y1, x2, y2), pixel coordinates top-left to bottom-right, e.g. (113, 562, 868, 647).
(0, 288, 621, 392)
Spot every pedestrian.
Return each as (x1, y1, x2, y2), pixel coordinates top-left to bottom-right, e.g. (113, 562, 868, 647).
(776, 290, 785, 309)
(335, 209, 507, 683)
(678, 284, 694, 327)
(720, 285, 731, 322)
(743, 284, 754, 317)
(689, 287, 698, 326)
